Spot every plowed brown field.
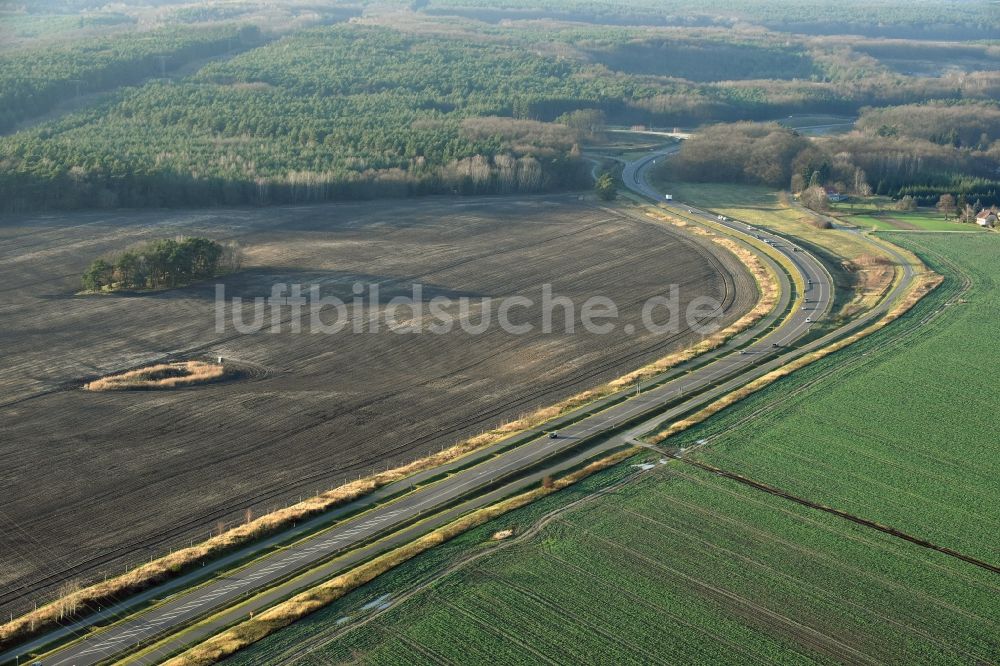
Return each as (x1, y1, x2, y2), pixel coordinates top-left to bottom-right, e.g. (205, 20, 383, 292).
(0, 194, 755, 614)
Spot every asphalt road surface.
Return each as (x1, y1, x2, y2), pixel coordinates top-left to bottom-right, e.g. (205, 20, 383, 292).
(6, 149, 914, 666)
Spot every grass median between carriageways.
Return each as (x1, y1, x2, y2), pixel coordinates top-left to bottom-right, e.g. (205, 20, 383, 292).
(0, 199, 777, 651)
(642, 204, 804, 295)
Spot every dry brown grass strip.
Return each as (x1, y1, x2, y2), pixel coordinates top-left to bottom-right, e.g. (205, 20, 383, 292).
(84, 362, 225, 391)
(160, 449, 639, 666)
(0, 206, 780, 651)
(610, 210, 781, 391)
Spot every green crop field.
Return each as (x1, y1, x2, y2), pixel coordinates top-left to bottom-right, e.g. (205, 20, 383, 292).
(888, 212, 978, 232)
(225, 233, 1000, 665)
(224, 466, 1000, 665)
(842, 211, 976, 232)
(843, 213, 900, 230)
(679, 232, 999, 563)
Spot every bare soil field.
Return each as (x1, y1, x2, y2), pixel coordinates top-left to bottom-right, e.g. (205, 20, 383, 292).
(0, 194, 755, 614)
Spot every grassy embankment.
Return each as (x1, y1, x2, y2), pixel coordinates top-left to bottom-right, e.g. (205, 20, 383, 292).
(220, 232, 998, 666)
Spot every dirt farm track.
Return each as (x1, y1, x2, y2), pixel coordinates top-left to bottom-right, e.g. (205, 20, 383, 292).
(0, 194, 755, 613)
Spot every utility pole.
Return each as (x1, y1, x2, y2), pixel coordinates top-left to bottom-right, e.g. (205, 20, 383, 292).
(635, 378, 641, 396)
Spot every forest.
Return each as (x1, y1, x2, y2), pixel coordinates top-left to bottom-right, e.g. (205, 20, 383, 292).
(579, 34, 817, 81)
(0, 25, 256, 132)
(855, 101, 1000, 148)
(1, 2, 998, 212)
(664, 123, 813, 188)
(1, 25, 612, 210)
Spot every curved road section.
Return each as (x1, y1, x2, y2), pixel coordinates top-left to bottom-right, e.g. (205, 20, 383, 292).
(8, 150, 913, 666)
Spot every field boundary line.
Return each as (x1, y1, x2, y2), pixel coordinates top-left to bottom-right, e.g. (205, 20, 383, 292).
(669, 456, 1000, 576)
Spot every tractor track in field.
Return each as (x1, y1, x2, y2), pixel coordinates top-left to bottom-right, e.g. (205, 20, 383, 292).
(568, 522, 878, 665)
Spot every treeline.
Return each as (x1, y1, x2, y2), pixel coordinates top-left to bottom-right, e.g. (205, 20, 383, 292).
(6, 20, 1000, 212)
(550, 28, 1000, 126)
(582, 36, 817, 82)
(425, 0, 1000, 39)
(836, 135, 999, 205)
(82, 237, 239, 292)
(0, 24, 259, 132)
(666, 123, 814, 188)
(663, 121, 1000, 206)
(856, 102, 1000, 148)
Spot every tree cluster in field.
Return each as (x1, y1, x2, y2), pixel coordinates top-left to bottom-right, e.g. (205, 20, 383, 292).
(595, 172, 617, 200)
(82, 237, 240, 292)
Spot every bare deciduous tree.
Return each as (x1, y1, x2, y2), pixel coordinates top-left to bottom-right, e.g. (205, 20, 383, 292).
(800, 185, 830, 212)
(936, 194, 956, 219)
